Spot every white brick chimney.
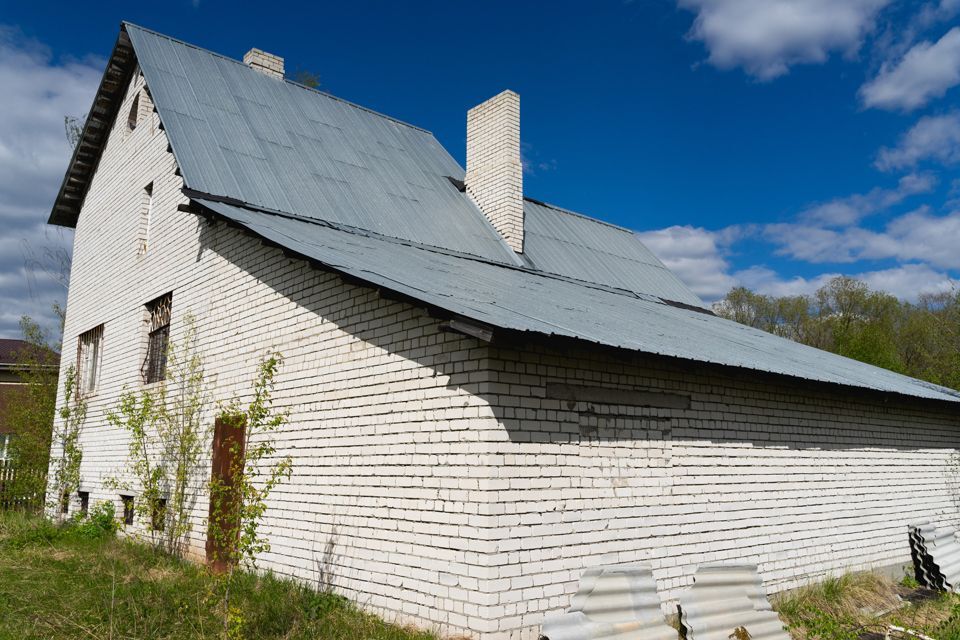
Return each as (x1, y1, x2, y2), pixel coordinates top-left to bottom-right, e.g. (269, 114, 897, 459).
(466, 90, 523, 253)
(243, 48, 284, 79)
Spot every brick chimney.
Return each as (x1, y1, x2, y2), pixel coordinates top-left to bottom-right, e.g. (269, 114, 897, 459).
(466, 90, 523, 253)
(243, 48, 284, 79)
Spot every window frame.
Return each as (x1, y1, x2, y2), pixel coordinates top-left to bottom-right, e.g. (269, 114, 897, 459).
(142, 293, 172, 385)
(76, 325, 104, 397)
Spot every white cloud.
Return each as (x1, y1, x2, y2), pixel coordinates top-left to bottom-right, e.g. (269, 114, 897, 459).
(861, 27, 960, 110)
(734, 263, 956, 300)
(799, 172, 935, 226)
(635, 225, 739, 299)
(0, 26, 100, 338)
(766, 207, 960, 270)
(677, 0, 891, 80)
(875, 112, 960, 170)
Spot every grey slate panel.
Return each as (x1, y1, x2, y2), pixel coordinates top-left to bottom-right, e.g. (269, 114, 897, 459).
(523, 200, 707, 308)
(198, 199, 960, 404)
(125, 24, 515, 263)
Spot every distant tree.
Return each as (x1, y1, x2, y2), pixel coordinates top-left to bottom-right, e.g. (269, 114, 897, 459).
(292, 69, 321, 89)
(715, 277, 960, 391)
(1, 315, 61, 512)
(64, 115, 84, 150)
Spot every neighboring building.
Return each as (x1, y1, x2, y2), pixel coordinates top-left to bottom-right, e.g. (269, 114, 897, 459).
(0, 339, 60, 462)
(49, 23, 959, 640)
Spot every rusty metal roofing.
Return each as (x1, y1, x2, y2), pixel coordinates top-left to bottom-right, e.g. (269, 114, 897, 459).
(678, 564, 790, 640)
(540, 564, 676, 640)
(196, 199, 960, 404)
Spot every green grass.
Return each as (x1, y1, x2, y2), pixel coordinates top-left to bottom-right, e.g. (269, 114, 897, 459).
(0, 510, 438, 640)
(773, 570, 960, 640)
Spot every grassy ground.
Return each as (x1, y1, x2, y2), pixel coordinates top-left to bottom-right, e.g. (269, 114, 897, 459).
(772, 570, 960, 640)
(0, 510, 437, 640)
(6, 510, 960, 640)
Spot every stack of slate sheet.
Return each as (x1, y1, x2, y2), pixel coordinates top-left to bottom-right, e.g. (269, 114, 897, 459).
(909, 522, 960, 591)
(540, 564, 678, 640)
(677, 564, 790, 640)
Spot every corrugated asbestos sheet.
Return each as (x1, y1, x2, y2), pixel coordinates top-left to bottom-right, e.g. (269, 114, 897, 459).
(678, 564, 790, 640)
(523, 200, 706, 309)
(909, 523, 960, 591)
(540, 564, 676, 640)
(197, 199, 960, 404)
(125, 24, 515, 263)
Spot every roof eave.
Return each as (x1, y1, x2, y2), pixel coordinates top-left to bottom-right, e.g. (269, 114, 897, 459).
(48, 23, 137, 228)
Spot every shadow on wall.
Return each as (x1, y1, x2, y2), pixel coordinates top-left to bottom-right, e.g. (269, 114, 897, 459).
(197, 214, 960, 455)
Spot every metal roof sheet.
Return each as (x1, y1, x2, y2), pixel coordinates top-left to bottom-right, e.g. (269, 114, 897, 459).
(198, 199, 960, 404)
(523, 200, 707, 309)
(125, 23, 517, 263)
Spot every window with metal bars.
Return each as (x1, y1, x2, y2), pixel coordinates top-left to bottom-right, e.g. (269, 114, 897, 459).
(143, 293, 172, 384)
(76, 325, 104, 396)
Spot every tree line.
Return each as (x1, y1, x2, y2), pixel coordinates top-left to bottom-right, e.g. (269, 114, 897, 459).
(713, 276, 960, 391)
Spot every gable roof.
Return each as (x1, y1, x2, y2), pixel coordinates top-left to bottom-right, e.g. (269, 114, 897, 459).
(50, 23, 960, 406)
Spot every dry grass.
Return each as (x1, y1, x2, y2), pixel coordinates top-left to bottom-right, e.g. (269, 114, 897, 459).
(773, 571, 960, 640)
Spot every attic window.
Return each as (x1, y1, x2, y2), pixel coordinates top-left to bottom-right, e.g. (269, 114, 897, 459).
(127, 93, 140, 131)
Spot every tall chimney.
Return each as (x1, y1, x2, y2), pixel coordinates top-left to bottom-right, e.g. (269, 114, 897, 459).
(465, 90, 523, 253)
(243, 48, 284, 79)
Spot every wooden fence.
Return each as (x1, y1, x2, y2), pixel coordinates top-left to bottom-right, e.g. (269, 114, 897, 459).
(0, 459, 46, 513)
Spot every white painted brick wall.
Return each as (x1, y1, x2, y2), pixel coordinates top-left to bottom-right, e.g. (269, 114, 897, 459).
(53, 69, 960, 640)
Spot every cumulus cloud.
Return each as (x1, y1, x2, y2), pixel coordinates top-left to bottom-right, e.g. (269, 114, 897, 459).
(861, 27, 960, 110)
(677, 0, 891, 80)
(875, 112, 960, 170)
(766, 207, 960, 270)
(635, 225, 740, 299)
(735, 263, 956, 300)
(0, 26, 101, 338)
(799, 172, 935, 226)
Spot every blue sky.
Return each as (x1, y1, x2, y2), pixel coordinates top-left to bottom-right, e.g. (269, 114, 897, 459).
(1, 0, 959, 338)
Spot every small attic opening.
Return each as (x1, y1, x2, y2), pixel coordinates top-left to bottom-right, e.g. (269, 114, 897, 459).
(127, 93, 140, 131)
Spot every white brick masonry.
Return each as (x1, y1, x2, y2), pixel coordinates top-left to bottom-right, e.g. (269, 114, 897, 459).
(53, 68, 960, 640)
(466, 90, 523, 253)
(243, 48, 284, 79)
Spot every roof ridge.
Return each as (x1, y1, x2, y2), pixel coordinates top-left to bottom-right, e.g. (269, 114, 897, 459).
(121, 21, 432, 134)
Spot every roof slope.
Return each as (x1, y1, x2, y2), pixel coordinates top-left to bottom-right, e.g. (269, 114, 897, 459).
(199, 199, 960, 404)
(125, 24, 517, 263)
(49, 23, 960, 405)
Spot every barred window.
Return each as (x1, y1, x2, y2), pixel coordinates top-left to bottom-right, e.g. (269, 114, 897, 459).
(77, 325, 104, 396)
(143, 293, 172, 384)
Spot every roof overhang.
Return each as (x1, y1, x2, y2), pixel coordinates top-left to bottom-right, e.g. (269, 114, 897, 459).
(48, 24, 137, 228)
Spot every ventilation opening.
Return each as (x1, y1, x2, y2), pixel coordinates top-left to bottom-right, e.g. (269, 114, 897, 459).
(121, 495, 134, 526)
(127, 93, 140, 131)
(78, 491, 90, 517)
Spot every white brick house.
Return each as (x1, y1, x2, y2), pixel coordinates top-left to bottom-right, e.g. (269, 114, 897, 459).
(49, 23, 960, 640)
